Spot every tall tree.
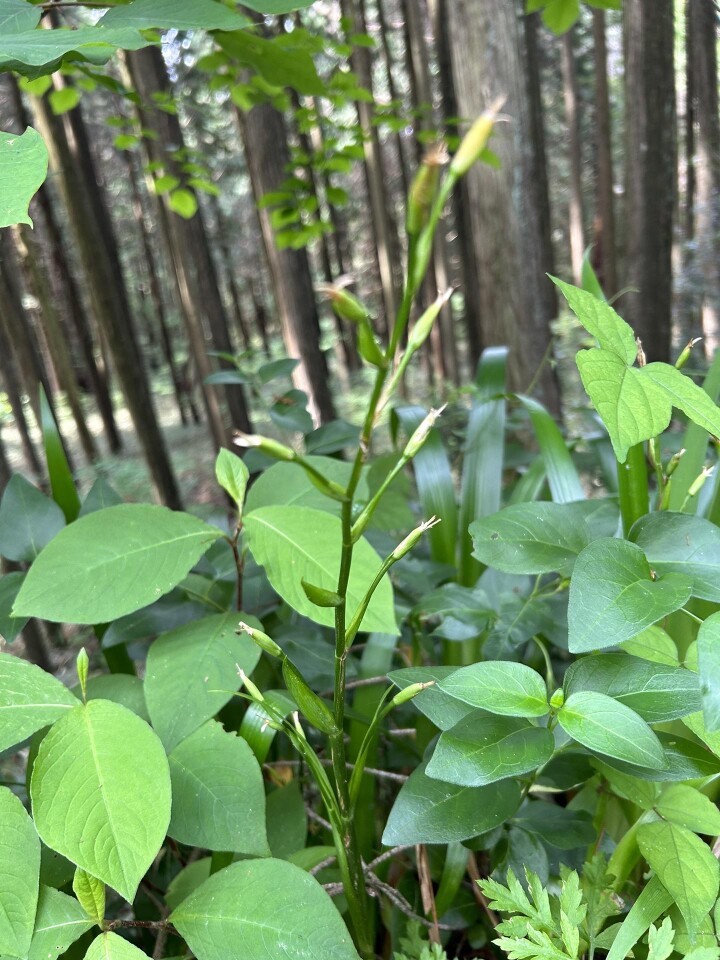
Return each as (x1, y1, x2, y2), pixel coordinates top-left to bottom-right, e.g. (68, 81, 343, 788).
(561, 27, 584, 283)
(125, 47, 252, 446)
(687, 0, 720, 357)
(592, 8, 617, 297)
(236, 99, 337, 425)
(30, 81, 182, 508)
(623, 0, 676, 362)
(445, 0, 560, 410)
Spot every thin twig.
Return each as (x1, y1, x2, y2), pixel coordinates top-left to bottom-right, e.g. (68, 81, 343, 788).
(105, 920, 177, 934)
(306, 807, 333, 831)
(310, 855, 338, 876)
(263, 758, 408, 783)
(319, 675, 388, 697)
(467, 852, 499, 928)
(364, 845, 415, 872)
(417, 844, 440, 944)
(365, 873, 454, 931)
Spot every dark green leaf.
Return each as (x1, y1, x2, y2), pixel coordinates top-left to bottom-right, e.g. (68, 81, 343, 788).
(630, 512, 720, 602)
(558, 691, 666, 768)
(0, 474, 65, 562)
(698, 612, 720, 732)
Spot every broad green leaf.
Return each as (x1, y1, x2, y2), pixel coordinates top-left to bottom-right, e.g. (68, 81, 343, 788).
(0, 571, 27, 642)
(655, 784, 720, 835)
(644, 363, 720, 442)
(79, 478, 122, 517)
(630, 512, 720, 602)
(568, 538, 692, 653)
(216, 30, 323, 96)
(621, 625, 680, 666)
(84, 932, 150, 959)
(25, 885, 93, 960)
(591, 759, 660, 808)
(552, 277, 636, 364)
(389, 666, 475, 730)
(168, 188, 197, 220)
(145, 612, 261, 752)
(81, 674, 149, 722)
(607, 731, 720, 782)
(171, 859, 361, 960)
(576, 349, 671, 463)
(470, 502, 591, 575)
(240, 0, 314, 11)
(244, 505, 397, 634)
(0, 127, 47, 228)
(0, 474, 65, 563)
(563, 653, 700, 723)
(0, 652, 78, 753)
(437, 662, 549, 718)
(164, 859, 212, 911)
(73, 868, 104, 926)
(0, 0, 40, 34)
(698, 612, 720, 732)
(0, 787, 40, 958)
(31, 700, 171, 902)
(0, 27, 152, 76)
(425, 712, 555, 786)
(14, 504, 223, 624)
(542, 0, 580, 32)
(511, 801, 595, 850)
(168, 721, 268, 854)
(99, 0, 250, 30)
(637, 821, 719, 937)
(215, 449, 249, 511)
(382, 761, 521, 845)
(558, 691, 666, 769)
(266, 782, 307, 860)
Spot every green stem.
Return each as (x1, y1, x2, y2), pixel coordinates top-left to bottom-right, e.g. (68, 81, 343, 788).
(617, 443, 650, 535)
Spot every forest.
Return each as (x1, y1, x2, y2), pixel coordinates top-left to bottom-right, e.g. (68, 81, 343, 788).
(4, 0, 720, 959)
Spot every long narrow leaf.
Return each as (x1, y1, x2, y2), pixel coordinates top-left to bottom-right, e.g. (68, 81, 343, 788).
(514, 394, 584, 503)
(606, 876, 673, 960)
(39, 386, 81, 523)
(458, 348, 507, 586)
(391, 405, 457, 566)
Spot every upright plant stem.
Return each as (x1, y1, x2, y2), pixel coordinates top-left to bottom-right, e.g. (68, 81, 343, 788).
(617, 443, 649, 535)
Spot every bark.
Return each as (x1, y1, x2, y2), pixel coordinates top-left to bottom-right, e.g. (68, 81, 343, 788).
(30, 84, 182, 508)
(236, 100, 337, 425)
(592, 9, 617, 297)
(688, 0, 720, 358)
(124, 48, 251, 446)
(446, 0, 560, 411)
(375, 0, 411, 202)
(623, 0, 677, 362)
(0, 317, 41, 478)
(561, 28, 584, 283)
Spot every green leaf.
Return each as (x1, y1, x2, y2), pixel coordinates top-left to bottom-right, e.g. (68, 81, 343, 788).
(382, 761, 521, 845)
(165, 859, 212, 911)
(552, 277, 636, 364)
(0, 571, 27, 642)
(425, 712, 555, 786)
(215, 449, 249, 511)
(30, 700, 171, 902)
(630, 512, 720, 602)
(389, 666, 475, 730)
(216, 31, 323, 96)
(48, 86, 80, 115)
(563, 653, 700, 723)
(240, 0, 314, 11)
(698, 612, 720, 732)
(84, 932, 151, 959)
(25, 885, 93, 960)
(72, 868, 104, 925)
(0, 651, 78, 753)
(647, 919, 675, 960)
(576, 349, 672, 463)
(168, 721, 269, 855)
(0, 786, 40, 958)
(0, 474, 65, 563)
(605, 876, 673, 960)
(643, 363, 720, 442)
(0, 127, 47, 227)
(0, 27, 152, 76)
(655, 784, 720, 835)
(244, 505, 397, 634)
(512, 801, 595, 850)
(437, 662, 549, 718)
(79, 478, 122, 517)
(171, 859, 361, 960)
(0, 0, 40, 34)
(14, 504, 223, 624)
(558, 691, 666, 768)
(542, 0, 580, 32)
(621, 625, 680, 666)
(266, 781, 307, 859)
(568, 538, 692, 653)
(145, 611, 261, 752)
(471, 502, 591, 575)
(81, 674, 148, 721)
(168, 188, 198, 219)
(99, 0, 250, 30)
(637, 821, 719, 937)
(257, 358, 299, 383)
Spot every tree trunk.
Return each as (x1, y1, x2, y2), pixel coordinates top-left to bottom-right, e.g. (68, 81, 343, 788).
(0, 316, 41, 478)
(687, 0, 720, 358)
(125, 48, 252, 443)
(236, 100, 337, 425)
(30, 84, 182, 508)
(592, 9, 617, 297)
(623, 0, 676, 362)
(446, 0, 560, 411)
(561, 28, 584, 283)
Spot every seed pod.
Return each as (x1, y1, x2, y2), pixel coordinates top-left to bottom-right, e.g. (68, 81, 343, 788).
(391, 680, 435, 707)
(391, 517, 441, 561)
(357, 319, 387, 368)
(318, 283, 372, 325)
(402, 406, 446, 460)
(665, 448, 686, 478)
(237, 621, 282, 658)
(237, 667, 264, 703)
(234, 433, 295, 462)
(406, 143, 448, 236)
(675, 337, 702, 370)
(450, 96, 505, 178)
(407, 290, 453, 352)
(301, 579, 343, 608)
(282, 657, 337, 735)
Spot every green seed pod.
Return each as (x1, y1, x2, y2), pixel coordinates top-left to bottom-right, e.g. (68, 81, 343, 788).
(402, 406, 446, 460)
(391, 517, 441, 561)
(450, 97, 505, 178)
(301, 579, 344, 608)
(318, 284, 372, 325)
(391, 680, 435, 707)
(237, 667, 264, 703)
(282, 658, 337, 735)
(237, 621, 282, 658)
(357, 319, 387, 368)
(407, 290, 453, 351)
(234, 433, 295, 462)
(406, 143, 447, 236)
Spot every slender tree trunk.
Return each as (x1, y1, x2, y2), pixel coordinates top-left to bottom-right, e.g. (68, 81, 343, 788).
(688, 0, 720, 358)
(30, 84, 182, 508)
(0, 318, 41, 478)
(125, 49, 252, 444)
(375, 0, 411, 203)
(207, 193, 252, 353)
(236, 100, 337, 425)
(561, 28, 584, 283)
(446, 0, 560, 410)
(592, 9, 617, 297)
(623, 0, 676, 362)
